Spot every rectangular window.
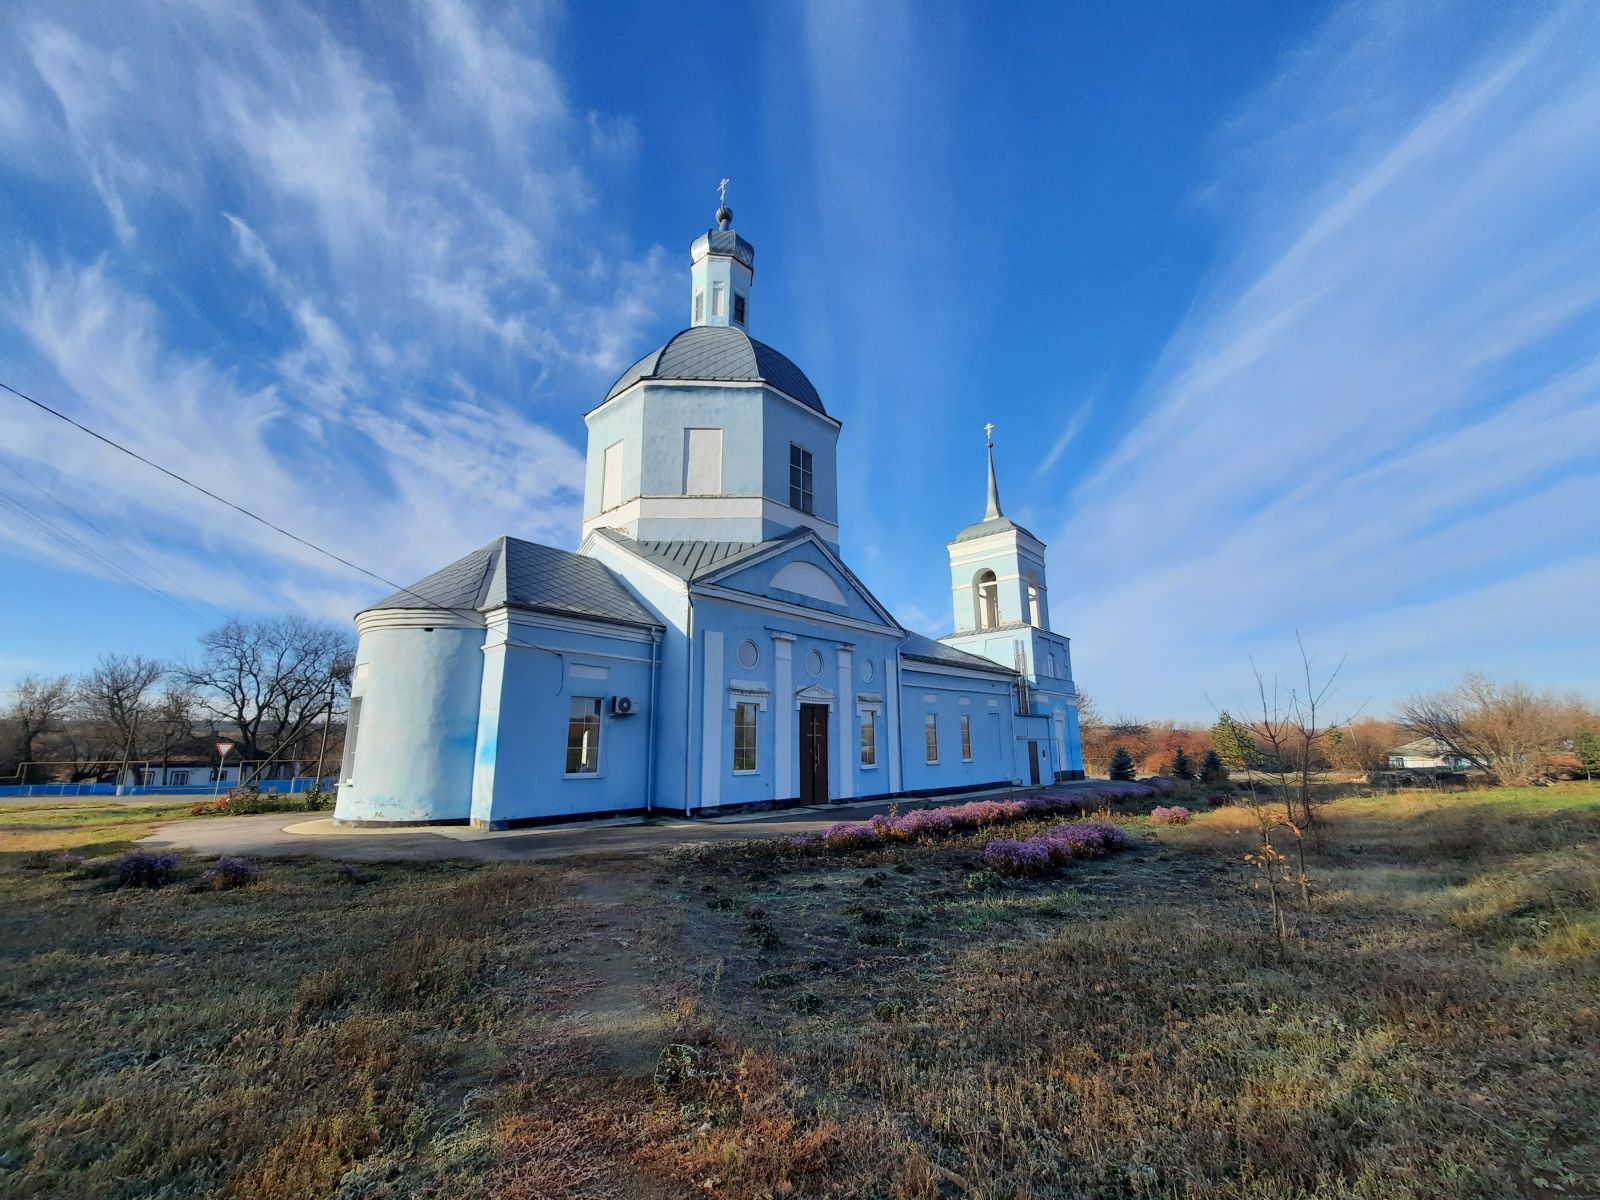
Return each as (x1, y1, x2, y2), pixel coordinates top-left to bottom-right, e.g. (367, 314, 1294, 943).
(565, 697, 602, 774)
(340, 697, 363, 782)
(711, 282, 725, 316)
(733, 701, 758, 772)
(961, 714, 973, 761)
(789, 444, 814, 514)
(683, 427, 723, 494)
(924, 712, 939, 763)
(169, 769, 189, 786)
(694, 290, 704, 322)
(601, 441, 624, 511)
(733, 292, 747, 324)
(859, 709, 877, 767)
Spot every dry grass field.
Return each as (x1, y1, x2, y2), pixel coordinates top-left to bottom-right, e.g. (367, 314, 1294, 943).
(1, 783, 1596, 1198)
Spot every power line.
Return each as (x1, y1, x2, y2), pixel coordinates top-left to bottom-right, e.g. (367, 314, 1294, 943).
(0, 484, 215, 627)
(0, 457, 229, 623)
(1, 377, 419, 601)
(0, 377, 612, 657)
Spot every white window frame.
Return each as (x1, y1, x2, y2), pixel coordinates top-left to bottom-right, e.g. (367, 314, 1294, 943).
(711, 282, 726, 317)
(694, 290, 704, 322)
(960, 714, 973, 762)
(564, 696, 604, 777)
(601, 441, 624, 512)
(924, 712, 939, 764)
(733, 291, 747, 325)
(169, 769, 190, 786)
(733, 700, 760, 774)
(858, 706, 880, 769)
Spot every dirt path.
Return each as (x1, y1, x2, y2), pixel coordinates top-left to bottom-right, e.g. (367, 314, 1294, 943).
(554, 863, 673, 1079)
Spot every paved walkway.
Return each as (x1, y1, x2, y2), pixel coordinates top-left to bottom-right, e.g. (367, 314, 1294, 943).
(137, 787, 1055, 862)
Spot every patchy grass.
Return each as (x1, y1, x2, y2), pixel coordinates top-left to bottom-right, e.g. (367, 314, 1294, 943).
(2, 785, 1596, 1197)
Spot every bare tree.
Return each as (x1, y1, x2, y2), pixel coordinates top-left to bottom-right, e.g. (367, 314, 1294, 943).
(1, 675, 74, 782)
(74, 654, 166, 776)
(181, 616, 355, 764)
(1398, 673, 1569, 786)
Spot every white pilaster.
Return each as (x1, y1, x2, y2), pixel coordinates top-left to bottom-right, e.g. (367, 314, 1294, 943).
(835, 644, 854, 800)
(700, 630, 723, 810)
(885, 654, 903, 794)
(773, 632, 795, 800)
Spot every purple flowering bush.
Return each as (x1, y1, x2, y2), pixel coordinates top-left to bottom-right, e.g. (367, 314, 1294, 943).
(201, 856, 259, 889)
(983, 839, 1054, 877)
(1149, 805, 1194, 826)
(107, 851, 179, 888)
(821, 821, 881, 851)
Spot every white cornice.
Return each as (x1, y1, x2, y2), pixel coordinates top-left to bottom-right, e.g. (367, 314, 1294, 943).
(694, 583, 898, 637)
(585, 377, 843, 429)
(355, 608, 483, 635)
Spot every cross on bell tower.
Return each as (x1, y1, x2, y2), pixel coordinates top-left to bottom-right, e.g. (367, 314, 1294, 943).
(690, 177, 754, 328)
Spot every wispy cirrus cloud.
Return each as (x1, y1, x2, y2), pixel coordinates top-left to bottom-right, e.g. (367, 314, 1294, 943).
(1058, 2, 1600, 717)
(0, 0, 673, 626)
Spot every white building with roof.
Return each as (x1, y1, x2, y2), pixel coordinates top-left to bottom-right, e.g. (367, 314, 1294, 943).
(335, 203, 1084, 827)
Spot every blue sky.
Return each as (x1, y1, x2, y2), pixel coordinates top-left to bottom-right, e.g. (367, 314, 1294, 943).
(2, 0, 1597, 721)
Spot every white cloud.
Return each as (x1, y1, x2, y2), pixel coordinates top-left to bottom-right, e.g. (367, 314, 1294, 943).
(1059, 2, 1600, 718)
(0, 0, 672, 624)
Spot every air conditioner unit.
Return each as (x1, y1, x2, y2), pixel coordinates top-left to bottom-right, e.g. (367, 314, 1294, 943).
(610, 696, 637, 716)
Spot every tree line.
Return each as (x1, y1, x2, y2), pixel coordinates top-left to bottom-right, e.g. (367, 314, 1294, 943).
(1, 616, 355, 784)
(1079, 671, 1600, 786)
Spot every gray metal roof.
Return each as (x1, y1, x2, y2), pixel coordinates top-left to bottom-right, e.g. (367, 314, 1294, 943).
(366, 536, 661, 628)
(601, 325, 826, 414)
(595, 531, 767, 580)
(904, 631, 1018, 675)
(691, 227, 755, 269)
(949, 515, 1041, 544)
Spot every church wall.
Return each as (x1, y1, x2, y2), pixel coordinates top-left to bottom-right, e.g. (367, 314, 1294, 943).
(581, 391, 645, 521)
(685, 593, 904, 813)
(334, 617, 485, 824)
(581, 535, 693, 813)
(469, 612, 657, 827)
(637, 385, 765, 499)
(761, 392, 839, 531)
(896, 663, 1019, 794)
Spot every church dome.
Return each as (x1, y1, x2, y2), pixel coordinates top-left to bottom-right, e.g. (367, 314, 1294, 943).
(601, 325, 826, 414)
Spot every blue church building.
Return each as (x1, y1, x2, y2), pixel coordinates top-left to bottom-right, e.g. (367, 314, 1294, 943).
(335, 204, 1085, 827)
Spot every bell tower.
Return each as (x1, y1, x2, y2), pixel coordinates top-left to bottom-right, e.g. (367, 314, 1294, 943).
(689, 180, 755, 329)
(946, 425, 1050, 635)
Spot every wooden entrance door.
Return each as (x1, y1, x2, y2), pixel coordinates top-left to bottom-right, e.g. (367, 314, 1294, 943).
(800, 703, 829, 806)
(1027, 740, 1041, 787)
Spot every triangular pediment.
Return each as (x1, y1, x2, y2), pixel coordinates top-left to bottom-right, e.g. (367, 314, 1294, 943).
(695, 531, 902, 630)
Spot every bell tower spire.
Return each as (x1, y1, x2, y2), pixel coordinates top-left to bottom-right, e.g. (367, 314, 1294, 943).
(689, 178, 755, 329)
(983, 422, 1003, 520)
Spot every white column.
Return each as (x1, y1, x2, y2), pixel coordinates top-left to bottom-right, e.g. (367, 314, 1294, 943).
(885, 654, 902, 795)
(700, 630, 723, 810)
(835, 644, 854, 801)
(773, 633, 794, 800)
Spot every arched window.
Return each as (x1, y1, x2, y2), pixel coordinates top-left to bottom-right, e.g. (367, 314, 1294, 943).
(1027, 572, 1042, 626)
(974, 569, 999, 630)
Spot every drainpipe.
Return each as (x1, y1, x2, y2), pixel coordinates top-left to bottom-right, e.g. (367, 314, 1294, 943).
(644, 627, 661, 817)
(683, 598, 695, 817)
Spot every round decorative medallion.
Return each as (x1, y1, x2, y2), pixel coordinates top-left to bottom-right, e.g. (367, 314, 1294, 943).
(737, 639, 759, 669)
(805, 648, 824, 677)
(860, 657, 875, 683)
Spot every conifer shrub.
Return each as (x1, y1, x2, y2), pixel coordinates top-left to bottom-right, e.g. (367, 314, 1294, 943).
(1109, 747, 1137, 781)
(1170, 747, 1195, 780)
(1199, 748, 1229, 785)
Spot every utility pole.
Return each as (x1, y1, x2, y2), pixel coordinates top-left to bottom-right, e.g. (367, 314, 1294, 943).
(114, 707, 142, 797)
(312, 674, 337, 790)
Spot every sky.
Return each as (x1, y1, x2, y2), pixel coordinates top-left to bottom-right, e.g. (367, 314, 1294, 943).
(2, 0, 1597, 722)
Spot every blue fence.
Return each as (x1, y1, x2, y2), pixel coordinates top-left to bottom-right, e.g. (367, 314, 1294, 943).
(0, 777, 335, 799)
